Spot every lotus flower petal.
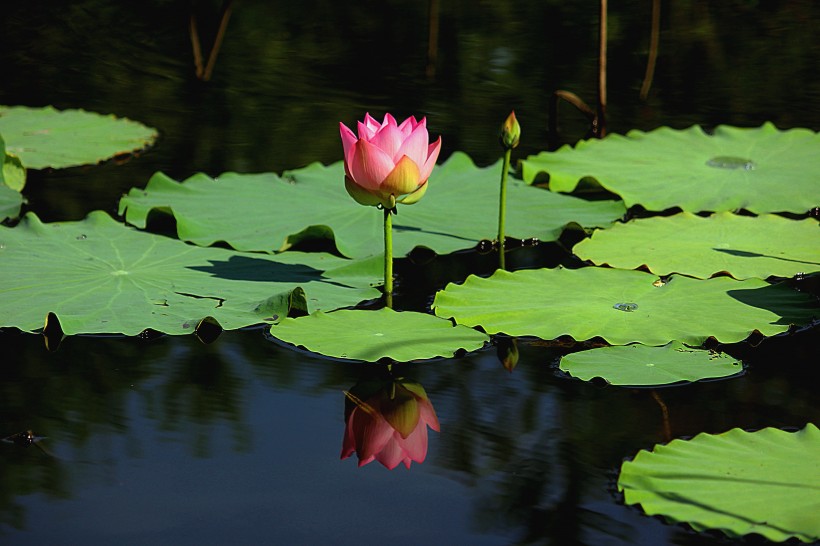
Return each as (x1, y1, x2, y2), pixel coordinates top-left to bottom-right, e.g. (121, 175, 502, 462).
(420, 136, 442, 181)
(396, 123, 431, 166)
(349, 138, 395, 191)
(369, 120, 405, 161)
(381, 155, 422, 197)
(344, 176, 383, 206)
(339, 123, 358, 166)
(397, 180, 427, 205)
(340, 380, 440, 470)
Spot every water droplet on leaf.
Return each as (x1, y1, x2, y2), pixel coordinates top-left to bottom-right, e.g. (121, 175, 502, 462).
(613, 302, 638, 312)
(705, 156, 756, 170)
(476, 240, 495, 254)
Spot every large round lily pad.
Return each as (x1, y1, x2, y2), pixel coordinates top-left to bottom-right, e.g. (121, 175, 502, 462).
(270, 308, 490, 362)
(559, 342, 743, 386)
(521, 123, 820, 214)
(432, 267, 817, 345)
(0, 211, 381, 335)
(0, 105, 157, 169)
(618, 424, 820, 542)
(574, 212, 820, 280)
(118, 152, 625, 259)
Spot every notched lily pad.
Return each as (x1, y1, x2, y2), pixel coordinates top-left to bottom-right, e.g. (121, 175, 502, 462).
(618, 424, 820, 542)
(0, 105, 157, 169)
(118, 152, 625, 259)
(269, 308, 490, 362)
(559, 342, 743, 386)
(574, 212, 820, 280)
(432, 267, 817, 345)
(521, 123, 820, 214)
(119, 168, 382, 258)
(0, 211, 381, 335)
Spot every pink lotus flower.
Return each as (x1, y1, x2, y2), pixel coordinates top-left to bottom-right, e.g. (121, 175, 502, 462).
(340, 113, 442, 209)
(341, 380, 440, 470)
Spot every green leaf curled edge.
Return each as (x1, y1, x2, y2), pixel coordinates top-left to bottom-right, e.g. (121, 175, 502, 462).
(618, 423, 820, 542)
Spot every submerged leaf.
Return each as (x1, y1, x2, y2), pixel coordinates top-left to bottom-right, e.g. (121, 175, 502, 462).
(618, 424, 820, 542)
(270, 308, 489, 362)
(522, 123, 820, 214)
(432, 267, 817, 345)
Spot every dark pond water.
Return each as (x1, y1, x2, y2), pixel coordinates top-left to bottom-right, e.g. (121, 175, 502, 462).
(1, 1, 819, 544)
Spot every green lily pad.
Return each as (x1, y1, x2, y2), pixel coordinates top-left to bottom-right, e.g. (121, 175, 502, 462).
(0, 211, 381, 336)
(574, 212, 820, 280)
(559, 342, 743, 386)
(120, 168, 382, 258)
(432, 267, 817, 345)
(118, 152, 625, 259)
(390, 152, 625, 255)
(0, 135, 25, 221)
(521, 123, 820, 214)
(0, 183, 24, 222)
(1, 133, 26, 192)
(0, 105, 157, 169)
(3, 152, 26, 193)
(270, 308, 490, 362)
(618, 424, 820, 542)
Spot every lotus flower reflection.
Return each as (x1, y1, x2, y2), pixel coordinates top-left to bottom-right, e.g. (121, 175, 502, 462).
(341, 379, 440, 470)
(340, 113, 442, 209)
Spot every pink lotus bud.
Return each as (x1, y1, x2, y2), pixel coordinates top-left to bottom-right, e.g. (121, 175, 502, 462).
(340, 113, 442, 209)
(500, 110, 521, 150)
(341, 379, 440, 470)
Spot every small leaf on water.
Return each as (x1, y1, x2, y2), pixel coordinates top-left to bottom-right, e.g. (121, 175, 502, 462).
(559, 342, 743, 386)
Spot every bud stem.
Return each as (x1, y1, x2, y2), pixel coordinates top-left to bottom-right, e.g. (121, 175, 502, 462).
(383, 206, 394, 308)
(497, 147, 512, 270)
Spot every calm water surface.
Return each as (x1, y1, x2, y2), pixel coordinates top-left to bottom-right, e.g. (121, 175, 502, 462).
(1, 1, 818, 544)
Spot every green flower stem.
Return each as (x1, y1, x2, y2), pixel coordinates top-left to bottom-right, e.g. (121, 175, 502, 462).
(497, 147, 512, 270)
(383, 206, 394, 308)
